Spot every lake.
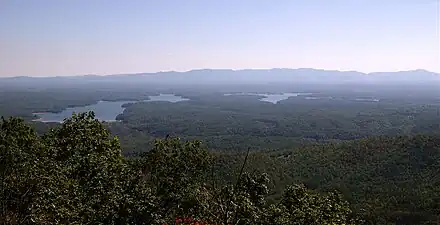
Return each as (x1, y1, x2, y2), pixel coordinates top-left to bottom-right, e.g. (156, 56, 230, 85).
(224, 92, 380, 103)
(224, 92, 312, 103)
(147, 94, 189, 103)
(33, 94, 189, 123)
(355, 98, 380, 102)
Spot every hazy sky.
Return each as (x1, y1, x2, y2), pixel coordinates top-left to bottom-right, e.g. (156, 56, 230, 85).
(1, 0, 439, 77)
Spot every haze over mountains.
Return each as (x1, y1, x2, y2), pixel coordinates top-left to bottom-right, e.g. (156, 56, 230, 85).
(1, 68, 439, 88)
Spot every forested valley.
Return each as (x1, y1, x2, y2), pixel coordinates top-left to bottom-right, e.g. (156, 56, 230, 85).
(1, 82, 440, 224)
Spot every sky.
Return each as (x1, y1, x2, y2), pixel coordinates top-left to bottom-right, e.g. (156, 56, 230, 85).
(0, 0, 439, 77)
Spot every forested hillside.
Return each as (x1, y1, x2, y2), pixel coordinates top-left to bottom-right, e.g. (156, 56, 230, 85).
(1, 85, 440, 224)
(215, 135, 440, 224)
(1, 113, 358, 224)
(1, 112, 440, 224)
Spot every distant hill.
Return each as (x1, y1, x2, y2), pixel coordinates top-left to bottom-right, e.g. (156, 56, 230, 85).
(1, 68, 439, 88)
(216, 134, 440, 224)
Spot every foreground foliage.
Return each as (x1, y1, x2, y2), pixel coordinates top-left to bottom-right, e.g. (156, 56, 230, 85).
(0, 113, 356, 224)
(215, 135, 440, 225)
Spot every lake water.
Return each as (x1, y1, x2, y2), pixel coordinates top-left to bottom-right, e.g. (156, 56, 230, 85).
(355, 98, 380, 102)
(146, 94, 189, 103)
(305, 96, 334, 100)
(224, 92, 380, 103)
(224, 92, 312, 103)
(33, 101, 135, 123)
(33, 94, 189, 123)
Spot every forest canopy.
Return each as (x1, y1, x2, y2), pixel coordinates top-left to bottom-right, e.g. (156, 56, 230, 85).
(0, 112, 359, 225)
(1, 86, 439, 224)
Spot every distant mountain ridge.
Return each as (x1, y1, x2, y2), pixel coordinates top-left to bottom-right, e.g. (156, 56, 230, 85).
(1, 68, 439, 87)
(2, 68, 438, 78)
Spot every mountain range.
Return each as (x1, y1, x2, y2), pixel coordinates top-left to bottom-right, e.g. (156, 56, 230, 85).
(1, 68, 439, 88)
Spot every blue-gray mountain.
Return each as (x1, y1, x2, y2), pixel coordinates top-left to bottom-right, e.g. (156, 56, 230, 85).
(1, 68, 439, 88)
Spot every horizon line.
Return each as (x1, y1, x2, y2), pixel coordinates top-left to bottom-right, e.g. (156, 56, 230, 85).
(1, 67, 439, 78)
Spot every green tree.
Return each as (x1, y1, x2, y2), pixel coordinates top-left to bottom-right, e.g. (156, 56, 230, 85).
(264, 184, 356, 225)
(140, 136, 212, 223)
(30, 112, 154, 224)
(206, 172, 270, 225)
(0, 117, 43, 224)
